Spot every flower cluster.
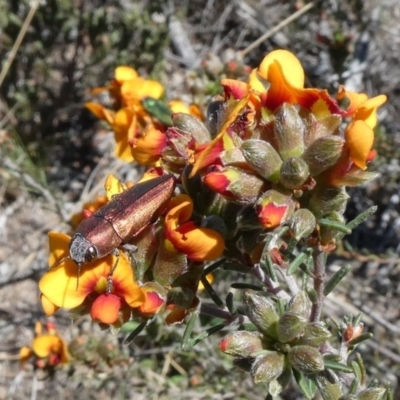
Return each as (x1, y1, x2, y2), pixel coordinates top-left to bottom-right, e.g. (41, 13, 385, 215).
(20, 322, 69, 369)
(40, 49, 389, 397)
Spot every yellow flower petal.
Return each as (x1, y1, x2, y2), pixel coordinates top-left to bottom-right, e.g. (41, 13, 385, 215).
(345, 120, 374, 170)
(104, 174, 126, 200)
(258, 49, 305, 89)
(114, 66, 138, 82)
(40, 294, 59, 316)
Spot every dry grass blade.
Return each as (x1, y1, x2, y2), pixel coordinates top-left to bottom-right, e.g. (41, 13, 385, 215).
(0, 0, 41, 89)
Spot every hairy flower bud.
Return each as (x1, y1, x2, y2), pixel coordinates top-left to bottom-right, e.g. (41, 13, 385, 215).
(302, 136, 344, 176)
(251, 352, 285, 384)
(279, 157, 309, 189)
(296, 322, 332, 347)
(287, 345, 325, 373)
(256, 190, 295, 229)
(240, 139, 282, 182)
(243, 291, 279, 338)
(204, 167, 265, 204)
(290, 209, 317, 240)
(302, 110, 341, 146)
(274, 104, 305, 160)
(220, 331, 264, 357)
(309, 186, 349, 218)
(356, 388, 388, 400)
(277, 312, 307, 343)
(172, 113, 211, 144)
(287, 291, 312, 319)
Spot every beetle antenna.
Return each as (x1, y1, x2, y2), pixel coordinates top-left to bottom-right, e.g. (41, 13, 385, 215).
(49, 255, 70, 271)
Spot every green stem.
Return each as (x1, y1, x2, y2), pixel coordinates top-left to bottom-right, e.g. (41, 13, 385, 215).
(310, 250, 326, 322)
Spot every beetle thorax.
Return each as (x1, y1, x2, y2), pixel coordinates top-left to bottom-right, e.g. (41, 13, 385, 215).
(69, 233, 98, 264)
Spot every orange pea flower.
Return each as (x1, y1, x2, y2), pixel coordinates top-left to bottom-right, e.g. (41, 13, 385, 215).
(39, 232, 145, 326)
(164, 194, 225, 261)
(20, 322, 70, 367)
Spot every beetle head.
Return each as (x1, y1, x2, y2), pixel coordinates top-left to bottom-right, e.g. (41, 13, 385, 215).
(69, 233, 98, 264)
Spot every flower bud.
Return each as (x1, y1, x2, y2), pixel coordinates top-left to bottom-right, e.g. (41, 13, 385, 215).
(219, 331, 264, 357)
(302, 111, 341, 146)
(251, 352, 285, 384)
(290, 209, 317, 240)
(204, 167, 265, 205)
(330, 169, 379, 187)
(243, 290, 279, 338)
(276, 312, 307, 343)
(287, 345, 325, 373)
(296, 322, 332, 347)
(302, 136, 344, 176)
(256, 190, 295, 229)
(286, 291, 312, 319)
(309, 186, 349, 219)
(137, 282, 167, 317)
(279, 157, 309, 189)
(220, 147, 248, 167)
(240, 139, 282, 182)
(274, 103, 305, 160)
(172, 113, 211, 144)
(356, 388, 387, 400)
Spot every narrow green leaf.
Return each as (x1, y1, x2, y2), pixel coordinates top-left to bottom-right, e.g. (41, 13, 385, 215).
(319, 218, 352, 234)
(201, 275, 224, 307)
(293, 369, 317, 400)
(124, 320, 149, 345)
(226, 292, 235, 313)
(231, 283, 264, 291)
(288, 250, 311, 276)
(323, 264, 351, 296)
(345, 206, 377, 231)
(262, 252, 278, 282)
(349, 377, 359, 394)
(354, 313, 363, 326)
(204, 257, 226, 274)
(306, 287, 318, 303)
(182, 311, 198, 350)
(323, 358, 353, 373)
(183, 323, 225, 350)
(348, 332, 373, 347)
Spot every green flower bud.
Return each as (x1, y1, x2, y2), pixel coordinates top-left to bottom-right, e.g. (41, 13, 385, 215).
(302, 110, 342, 146)
(219, 331, 264, 357)
(274, 103, 305, 160)
(331, 170, 380, 187)
(220, 147, 247, 167)
(240, 139, 282, 182)
(279, 157, 310, 189)
(268, 367, 292, 396)
(309, 186, 349, 219)
(296, 322, 332, 347)
(251, 352, 285, 384)
(243, 291, 279, 338)
(290, 209, 317, 240)
(356, 388, 388, 400)
(172, 113, 211, 144)
(286, 291, 312, 319)
(302, 136, 344, 176)
(277, 312, 308, 343)
(287, 345, 325, 374)
(204, 167, 266, 205)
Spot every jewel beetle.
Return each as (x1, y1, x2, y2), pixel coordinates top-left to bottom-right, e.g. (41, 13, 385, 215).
(51, 174, 175, 274)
